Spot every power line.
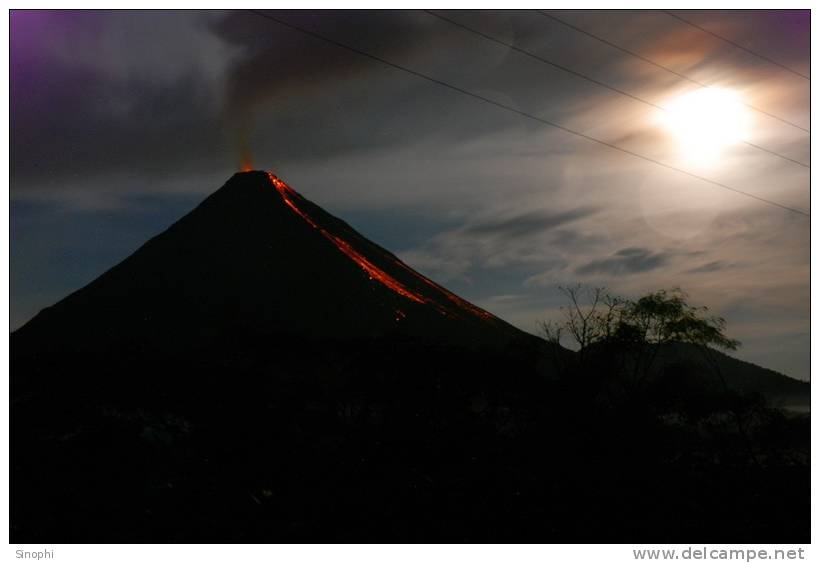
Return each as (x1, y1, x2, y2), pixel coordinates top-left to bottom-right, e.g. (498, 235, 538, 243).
(424, 10, 809, 169)
(537, 10, 810, 134)
(248, 10, 809, 218)
(661, 10, 810, 81)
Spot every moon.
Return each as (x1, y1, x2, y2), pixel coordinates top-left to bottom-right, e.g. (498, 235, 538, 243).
(660, 87, 751, 165)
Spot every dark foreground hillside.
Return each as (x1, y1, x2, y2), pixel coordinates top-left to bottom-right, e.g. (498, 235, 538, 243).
(11, 172, 809, 542)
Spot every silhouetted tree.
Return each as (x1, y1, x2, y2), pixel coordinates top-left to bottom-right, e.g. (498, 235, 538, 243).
(539, 286, 740, 391)
(538, 285, 626, 377)
(538, 285, 771, 466)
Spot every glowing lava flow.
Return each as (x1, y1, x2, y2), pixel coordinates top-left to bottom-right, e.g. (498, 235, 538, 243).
(267, 173, 426, 305)
(266, 172, 500, 323)
(394, 261, 496, 321)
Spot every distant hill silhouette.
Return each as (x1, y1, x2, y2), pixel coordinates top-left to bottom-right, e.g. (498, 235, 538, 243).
(653, 342, 809, 408)
(11, 171, 808, 543)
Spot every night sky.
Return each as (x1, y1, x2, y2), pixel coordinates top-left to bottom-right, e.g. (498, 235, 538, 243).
(10, 10, 810, 379)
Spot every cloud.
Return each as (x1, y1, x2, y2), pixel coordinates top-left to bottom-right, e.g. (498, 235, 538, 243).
(213, 11, 446, 113)
(576, 247, 672, 276)
(466, 206, 599, 239)
(10, 10, 235, 190)
(685, 260, 734, 274)
(396, 200, 598, 283)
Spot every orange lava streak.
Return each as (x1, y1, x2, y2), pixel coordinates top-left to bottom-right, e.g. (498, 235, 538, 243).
(326, 234, 425, 304)
(267, 173, 426, 305)
(394, 261, 497, 321)
(267, 172, 497, 322)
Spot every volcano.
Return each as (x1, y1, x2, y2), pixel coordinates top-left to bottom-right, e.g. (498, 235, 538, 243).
(14, 171, 530, 358)
(11, 171, 546, 542)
